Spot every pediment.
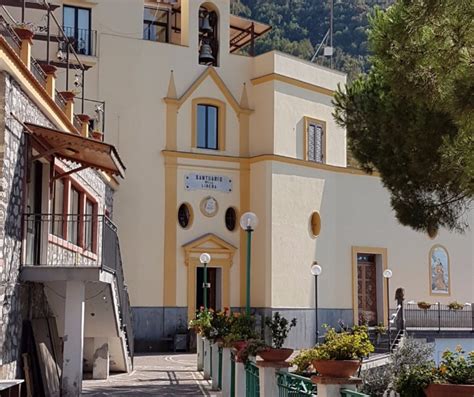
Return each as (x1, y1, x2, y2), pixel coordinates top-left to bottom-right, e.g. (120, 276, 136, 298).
(164, 67, 252, 115)
(183, 233, 236, 266)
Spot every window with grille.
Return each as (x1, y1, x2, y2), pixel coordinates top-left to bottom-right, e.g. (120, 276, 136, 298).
(307, 121, 325, 163)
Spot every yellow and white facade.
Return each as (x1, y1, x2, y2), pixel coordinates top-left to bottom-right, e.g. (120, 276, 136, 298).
(18, 0, 473, 349)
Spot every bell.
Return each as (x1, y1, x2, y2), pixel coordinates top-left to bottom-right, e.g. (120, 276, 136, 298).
(200, 13, 213, 33)
(199, 41, 215, 64)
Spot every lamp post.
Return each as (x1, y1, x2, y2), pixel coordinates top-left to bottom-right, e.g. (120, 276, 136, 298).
(383, 269, 393, 352)
(200, 253, 211, 310)
(240, 212, 258, 316)
(311, 262, 322, 344)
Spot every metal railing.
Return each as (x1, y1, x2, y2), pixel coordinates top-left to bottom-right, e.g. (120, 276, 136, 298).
(30, 56, 47, 86)
(340, 390, 369, 397)
(74, 97, 106, 133)
(276, 371, 316, 396)
(23, 213, 101, 267)
(102, 216, 135, 365)
(54, 90, 67, 111)
(0, 15, 21, 54)
(245, 361, 260, 397)
(405, 302, 473, 331)
(62, 26, 97, 57)
(218, 346, 223, 390)
(230, 352, 236, 397)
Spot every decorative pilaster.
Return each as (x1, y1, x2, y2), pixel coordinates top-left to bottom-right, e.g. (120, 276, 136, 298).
(40, 64, 57, 99)
(14, 27, 34, 69)
(77, 114, 90, 138)
(59, 91, 76, 123)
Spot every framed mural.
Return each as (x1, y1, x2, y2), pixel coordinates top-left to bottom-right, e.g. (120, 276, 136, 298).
(429, 245, 450, 295)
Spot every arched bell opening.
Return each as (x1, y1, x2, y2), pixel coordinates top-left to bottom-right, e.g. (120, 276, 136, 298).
(198, 4, 219, 67)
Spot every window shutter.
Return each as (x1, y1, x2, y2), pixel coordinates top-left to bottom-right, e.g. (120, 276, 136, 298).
(307, 122, 324, 163)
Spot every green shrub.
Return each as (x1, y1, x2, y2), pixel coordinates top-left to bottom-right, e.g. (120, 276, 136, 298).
(394, 364, 435, 397)
(291, 349, 320, 373)
(264, 312, 297, 348)
(438, 347, 474, 384)
(311, 325, 374, 360)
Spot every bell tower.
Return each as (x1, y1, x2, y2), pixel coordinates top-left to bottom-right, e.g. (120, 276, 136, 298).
(179, 0, 230, 67)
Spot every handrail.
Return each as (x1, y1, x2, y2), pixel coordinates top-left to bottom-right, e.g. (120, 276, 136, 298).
(390, 304, 402, 325)
(340, 389, 369, 397)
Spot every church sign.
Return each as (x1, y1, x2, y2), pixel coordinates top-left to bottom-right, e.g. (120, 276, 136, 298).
(185, 173, 232, 192)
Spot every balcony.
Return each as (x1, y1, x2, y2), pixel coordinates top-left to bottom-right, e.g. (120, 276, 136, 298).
(62, 26, 97, 57)
(405, 302, 474, 331)
(22, 213, 134, 360)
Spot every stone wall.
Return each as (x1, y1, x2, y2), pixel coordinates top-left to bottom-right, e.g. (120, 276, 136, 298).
(0, 72, 115, 377)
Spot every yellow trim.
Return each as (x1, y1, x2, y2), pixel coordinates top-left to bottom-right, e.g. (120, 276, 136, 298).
(163, 156, 178, 306)
(0, 37, 78, 133)
(165, 100, 179, 150)
(429, 244, 451, 297)
(304, 116, 327, 163)
(164, 67, 252, 115)
(183, 233, 237, 320)
(191, 98, 226, 151)
(162, 150, 380, 177)
(351, 246, 388, 326)
(251, 73, 335, 97)
(239, 164, 250, 307)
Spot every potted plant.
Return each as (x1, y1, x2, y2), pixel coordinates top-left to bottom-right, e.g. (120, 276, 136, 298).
(311, 325, 374, 378)
(237, 338, 266, 363)
(223, 312, 256, 352)
(291, 348, 320, 374)
(418, 301, 432, 310)
(207, 308, 232, 344)
(424, 347, 474, 397)
(447, 301, 464, 311)
(258, 312, 297, 362)
(188, 306, 213, 335)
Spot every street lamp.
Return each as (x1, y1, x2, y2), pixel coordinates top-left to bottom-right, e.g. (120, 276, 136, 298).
(200, 253, 211, 309)
(383, 268, 393, 352)
(240, 212, 258, 316)
(311, 262, 322, 344)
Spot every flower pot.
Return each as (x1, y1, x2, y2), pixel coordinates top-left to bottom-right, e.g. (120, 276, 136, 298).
(14, 27, 34, 40)
(258, 347, 293, 362)
(59, 91, 76, 101)
(424, 383, 474, 397)
(312, 359, 361, 378)
(232, 341, 247, 351)
(91, 130, 104, 141)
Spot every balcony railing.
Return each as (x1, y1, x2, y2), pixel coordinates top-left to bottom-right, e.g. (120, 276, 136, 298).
(0, 15, 21, 55)
(405, 302, 474, 331)
(23, 213, 102, 267)
(62, 26, 97, 57)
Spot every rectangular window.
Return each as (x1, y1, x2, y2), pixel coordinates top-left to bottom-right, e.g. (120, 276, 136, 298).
(84, 199, 94, 251)
(68, 187, 80, 245)
(52, 179, 64, 238)
(63, 5, 92, 55)
(197, 104, 219, 150)
(143, 6, 169, 42)
(307, 121, 324, 163)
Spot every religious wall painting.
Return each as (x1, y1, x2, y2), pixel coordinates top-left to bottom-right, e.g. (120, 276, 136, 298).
(430, 245, 450, 295)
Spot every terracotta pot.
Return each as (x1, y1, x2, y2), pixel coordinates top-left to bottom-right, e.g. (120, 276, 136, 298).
(59, 91, 76, 101)
(312, 359, 361, 378)
(14, 27, 34, 40)
(39, 63, 57, 75)
(258, 347, 293, 362)
(77, 114, 91, 123)
(232, 341, 247, 351)
(424, 383, 474, 397)
(91, 130, 103, 141)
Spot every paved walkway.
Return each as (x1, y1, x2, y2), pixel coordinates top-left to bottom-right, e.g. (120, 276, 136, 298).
(82, 354, 218, 396)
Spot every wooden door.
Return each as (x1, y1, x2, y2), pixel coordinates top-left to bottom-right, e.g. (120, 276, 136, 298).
(357, 254, 377, 325)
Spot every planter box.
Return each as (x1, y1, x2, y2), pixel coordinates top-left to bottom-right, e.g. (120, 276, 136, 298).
(425, 383, 474, 397)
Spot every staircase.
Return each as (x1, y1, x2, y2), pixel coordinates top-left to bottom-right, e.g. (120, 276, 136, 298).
(102, 217, 134, 369)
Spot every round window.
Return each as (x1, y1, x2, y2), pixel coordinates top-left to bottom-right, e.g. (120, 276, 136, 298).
(310, 211, 321, 237)
(178, 203, 193, 229)
(225, 207, 237, 231)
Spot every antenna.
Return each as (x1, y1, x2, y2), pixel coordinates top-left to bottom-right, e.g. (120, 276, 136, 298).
(311, 0, 334, 68)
